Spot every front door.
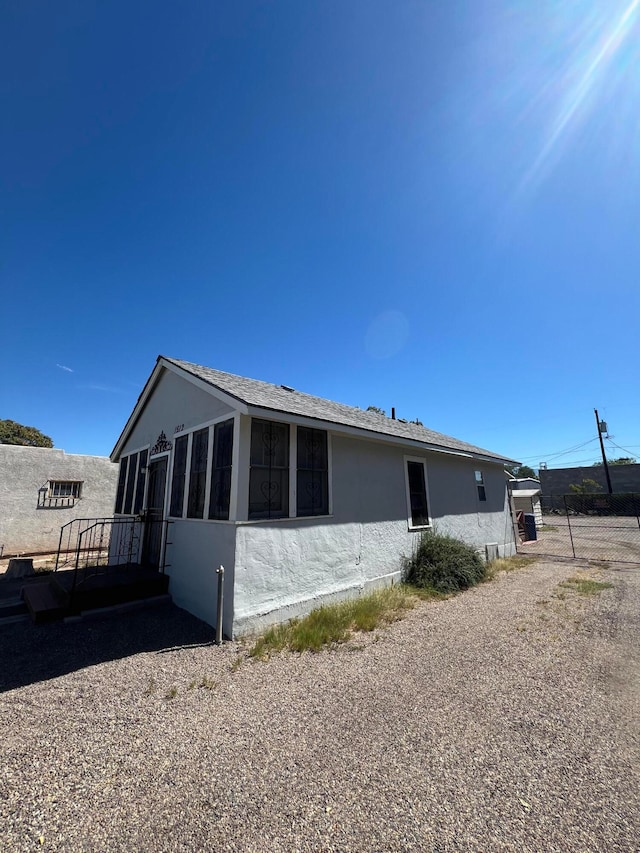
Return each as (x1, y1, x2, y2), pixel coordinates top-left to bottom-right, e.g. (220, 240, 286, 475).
(142, 457, 168, 569)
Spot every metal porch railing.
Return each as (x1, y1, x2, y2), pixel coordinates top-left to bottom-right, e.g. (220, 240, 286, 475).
(68, 517, 143, 598)
(54, 517, 135, 572)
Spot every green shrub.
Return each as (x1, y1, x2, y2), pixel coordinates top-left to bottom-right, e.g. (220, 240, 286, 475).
(403, 530, 486, 594)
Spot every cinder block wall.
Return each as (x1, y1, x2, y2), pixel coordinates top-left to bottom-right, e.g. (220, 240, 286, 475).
(0, 446, 119, 555)
(539, 464, 640, 495)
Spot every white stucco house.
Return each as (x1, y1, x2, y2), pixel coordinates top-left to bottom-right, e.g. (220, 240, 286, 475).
(111, 356, 518, 637)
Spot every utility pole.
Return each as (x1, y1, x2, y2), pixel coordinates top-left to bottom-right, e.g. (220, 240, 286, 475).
(594, 408, 613, 494)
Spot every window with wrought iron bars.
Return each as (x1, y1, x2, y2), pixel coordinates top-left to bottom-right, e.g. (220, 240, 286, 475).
(49, 481, 82, 499)
(249, 419, 290, 519)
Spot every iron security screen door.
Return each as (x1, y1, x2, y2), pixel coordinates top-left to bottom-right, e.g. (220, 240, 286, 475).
(142, 457, 167, 568)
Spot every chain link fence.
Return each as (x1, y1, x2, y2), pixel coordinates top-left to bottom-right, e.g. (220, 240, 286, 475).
(517, 493, 640, 563)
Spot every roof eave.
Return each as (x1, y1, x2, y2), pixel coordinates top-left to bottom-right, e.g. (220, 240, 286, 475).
(162, 357, 250, 415)
(245, 404, 516, 465)
(110, 356, 249, 461)
(111, 356, 518, 468)
(110, 358, 165, 461)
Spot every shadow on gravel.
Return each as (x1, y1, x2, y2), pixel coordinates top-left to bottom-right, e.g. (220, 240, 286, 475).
(0, 604, 216, 693)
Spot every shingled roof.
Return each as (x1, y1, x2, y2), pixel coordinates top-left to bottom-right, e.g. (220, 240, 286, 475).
(162, 357, 516, 465)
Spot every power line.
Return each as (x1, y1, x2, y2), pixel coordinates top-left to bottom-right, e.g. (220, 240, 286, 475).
(519, 437, 599, 463)
(517, 422, 638, 468)
(544, 438, 601, 462)
(539, 443, 639, 470)
(542, 456, 602, 469)
(605, 437, 639, 459)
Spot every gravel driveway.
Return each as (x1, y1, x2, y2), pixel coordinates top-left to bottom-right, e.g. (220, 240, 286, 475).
(520, 515, 640, 563)
(1, 558, 639, 852)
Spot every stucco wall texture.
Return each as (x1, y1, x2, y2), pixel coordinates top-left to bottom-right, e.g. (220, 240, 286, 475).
(120, 369, 234, 457)
(162, 431, 516, 636)
(0, 445, 119, 555)
(230, 436, 515, 634)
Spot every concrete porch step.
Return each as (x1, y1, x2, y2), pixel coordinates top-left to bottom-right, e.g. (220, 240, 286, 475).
(0, 596, 28, 619)
(0, 595, 29, 625)
(65, 593, 172, 623)
(22, 580, 68, 625)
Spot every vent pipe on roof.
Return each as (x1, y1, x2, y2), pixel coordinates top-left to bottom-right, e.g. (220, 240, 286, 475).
(391, 407, 396, 420)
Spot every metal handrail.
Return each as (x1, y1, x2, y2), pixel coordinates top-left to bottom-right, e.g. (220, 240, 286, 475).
(69, 516, 142, 599)
(56, 515, 171, 609)
(55, 516, 135, 571)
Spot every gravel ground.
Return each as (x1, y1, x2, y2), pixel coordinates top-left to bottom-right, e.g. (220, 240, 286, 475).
(520, 515, 640, 563)
(1, 558, 639, 852)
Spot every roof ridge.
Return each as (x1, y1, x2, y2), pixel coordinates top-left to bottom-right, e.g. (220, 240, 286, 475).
(160, 356, 517, 464)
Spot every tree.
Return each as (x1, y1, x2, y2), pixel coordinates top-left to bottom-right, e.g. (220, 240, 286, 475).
(569, 478, 603, 494)
(610, 457, 636, 465)
(506, 464, 537, 479)
(0, 419, 53, 447)
(366, 406, 386, 416)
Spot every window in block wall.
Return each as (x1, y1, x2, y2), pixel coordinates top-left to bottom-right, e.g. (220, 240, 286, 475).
(49, 481, 82, 499)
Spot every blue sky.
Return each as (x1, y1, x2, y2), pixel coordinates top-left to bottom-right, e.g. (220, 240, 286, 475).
(2, 0, 639, 470)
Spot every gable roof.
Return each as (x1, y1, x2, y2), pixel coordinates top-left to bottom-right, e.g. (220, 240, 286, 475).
(112, 356, 517, 464)
(172, 357, 515, 462)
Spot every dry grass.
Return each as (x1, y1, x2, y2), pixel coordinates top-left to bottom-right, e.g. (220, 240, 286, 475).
(248, 585, 420, 659)
(247, 554, 539, 660)
(559, 576, 614, 596)
(485, 555, 536, 579)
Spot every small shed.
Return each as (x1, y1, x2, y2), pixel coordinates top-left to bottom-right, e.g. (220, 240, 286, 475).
(511, 488, 543, 529)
